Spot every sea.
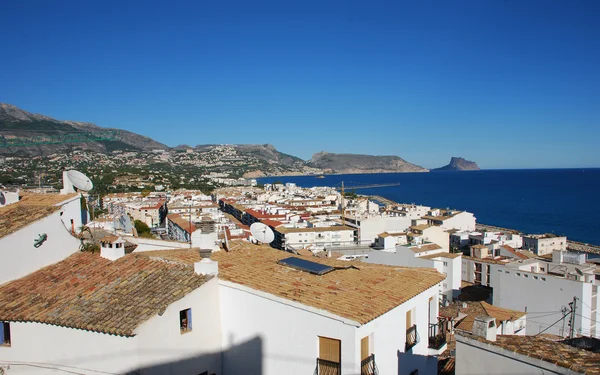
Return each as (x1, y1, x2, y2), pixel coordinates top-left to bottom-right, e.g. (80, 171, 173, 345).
(258, 169, 600, 246)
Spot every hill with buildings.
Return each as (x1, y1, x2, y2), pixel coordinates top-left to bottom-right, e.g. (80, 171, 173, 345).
(0, 103, 168, 157)
(308, 151, 428, 174)
(433, 157, 480, 171)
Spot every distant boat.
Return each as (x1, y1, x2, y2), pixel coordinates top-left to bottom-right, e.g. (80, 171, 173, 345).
(316, 175, 325, 179)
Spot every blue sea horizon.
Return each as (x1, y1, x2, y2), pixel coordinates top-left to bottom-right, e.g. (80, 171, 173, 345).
(258, 168, 600, 246)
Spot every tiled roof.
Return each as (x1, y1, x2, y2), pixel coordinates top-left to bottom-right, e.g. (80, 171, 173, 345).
(419, 252, 462, 260)
(0, 252, 209, 336)
(210, 242, 444, 325)
(410, 243, 442, 253)
(167, 213, 195, 234)
(442, 301, 525, 332)
(141, 248, 203, 264)
(461, 334, 600, 374)
(500, 244, 529, 260)
(0, 193, 79, 239)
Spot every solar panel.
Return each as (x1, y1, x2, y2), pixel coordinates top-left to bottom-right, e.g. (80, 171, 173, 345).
(278, 257, 335, 275)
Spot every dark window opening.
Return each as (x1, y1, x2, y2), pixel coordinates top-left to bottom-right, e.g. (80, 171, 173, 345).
(180, 308, 192, 333)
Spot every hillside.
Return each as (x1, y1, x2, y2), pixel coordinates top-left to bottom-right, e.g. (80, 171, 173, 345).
(309, 152, 428, 174)
(433, 157, 480, 171)
(0, 103, 167, 156)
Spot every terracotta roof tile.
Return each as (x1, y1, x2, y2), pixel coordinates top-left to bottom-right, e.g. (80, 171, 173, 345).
(0, 193, 78, 239)
(419, 252, 462, 260)
(461, 334, 600, 374)
(210, 242, 444, 324)
(0, 252, 209, 336)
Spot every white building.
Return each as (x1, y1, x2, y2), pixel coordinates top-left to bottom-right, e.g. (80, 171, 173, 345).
(462, 248, 600, 337)
(0, 251, 222, 375)
(272, 224, 355, 251)
(211, 244, 448, 375)
(344, 215, 411, 246)
(522, 234, 567, 255)
(422, 209, 476, 231)
(0, 193, 84, 285)
(441, 301, 527, 336)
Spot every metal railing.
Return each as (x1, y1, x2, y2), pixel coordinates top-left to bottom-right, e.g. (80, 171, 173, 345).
(361, 354, 379, 375)
(405, 324, 419, 351)
(314, 358, 341, 375)
(428, 322, 447, 350)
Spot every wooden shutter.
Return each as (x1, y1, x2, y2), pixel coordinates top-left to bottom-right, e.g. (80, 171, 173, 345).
(406, 310, 412, 329)
(319, 336, 341, 363)
(361, 336, 369, 360)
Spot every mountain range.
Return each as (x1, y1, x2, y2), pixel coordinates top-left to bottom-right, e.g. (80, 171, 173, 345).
(0, 103, 476, 174)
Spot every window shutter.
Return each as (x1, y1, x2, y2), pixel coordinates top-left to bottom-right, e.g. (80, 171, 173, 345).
(187, 309, 192, 331)
(361, 336, 369, 360)
(319, 336, 341, 363)
(0, 323, 4, 343)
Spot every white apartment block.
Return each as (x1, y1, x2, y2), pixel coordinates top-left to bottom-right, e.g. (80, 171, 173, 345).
(272, 224, 355, 251)
(423, 209, 476, 231)
(344, 214, 411, 245)
(522, 234, 567, 255)
(462, 248, 600, 337)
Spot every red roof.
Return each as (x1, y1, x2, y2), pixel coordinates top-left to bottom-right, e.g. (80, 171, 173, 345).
(245, 208, 286, 219)
(261, 219, 284, 228)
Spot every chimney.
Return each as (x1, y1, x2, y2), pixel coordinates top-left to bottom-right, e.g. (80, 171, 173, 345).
(194, 258, 219, 276)
(100, 236, 126, 261)
(471, 316, 497, 342)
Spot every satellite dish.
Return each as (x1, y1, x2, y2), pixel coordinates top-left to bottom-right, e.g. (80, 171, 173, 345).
(250, 222, 275, 244)
(0, 192, 5, 205)
(66, 170, 94, 192)
(575, 267, 584, 276)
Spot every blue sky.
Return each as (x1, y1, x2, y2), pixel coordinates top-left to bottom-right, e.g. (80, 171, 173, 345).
(1, 0, 599, 169)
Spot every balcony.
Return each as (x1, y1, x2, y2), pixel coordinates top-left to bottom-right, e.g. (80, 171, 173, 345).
(314, 358, 340, 375)
(428, 322, 447, 350)
(405, 324, 419, 351)
(361, 354, 379, 375)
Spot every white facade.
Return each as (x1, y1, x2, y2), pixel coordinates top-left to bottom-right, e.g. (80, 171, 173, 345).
(346, 215, 411, 245)
(523, 235, 567, 255)
(492, 264, 598, 337)
(0, 195, 82, 285)
(219, 280, 442, 375)
(0, 278, 222, 375)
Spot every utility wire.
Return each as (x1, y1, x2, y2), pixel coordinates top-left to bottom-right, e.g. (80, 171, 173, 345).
(534, 312, 571, 337)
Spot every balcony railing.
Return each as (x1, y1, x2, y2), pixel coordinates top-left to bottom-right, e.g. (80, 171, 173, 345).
(405, 324, 419, 351)
(314, 358, 340, 375)
(361, 354, 379, 375)
(428, 322, 447, 350)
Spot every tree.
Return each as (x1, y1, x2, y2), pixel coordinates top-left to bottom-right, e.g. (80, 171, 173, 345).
(134, 220, 151, 235)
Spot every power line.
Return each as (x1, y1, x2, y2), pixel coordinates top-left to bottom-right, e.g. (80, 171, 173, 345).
(535, 311, 571, 337)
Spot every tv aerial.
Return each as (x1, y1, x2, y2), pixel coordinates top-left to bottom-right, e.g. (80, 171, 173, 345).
(61, 170, 94, 194)
(250, 222, 275, 244)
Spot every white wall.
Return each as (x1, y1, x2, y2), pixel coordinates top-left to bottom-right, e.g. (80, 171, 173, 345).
(492, 266, 593, 337)
(0, 196, 82, 285)
(219, 280, 441, 375)
(359, 216, 411, 245)
(0, 278, 222, 375)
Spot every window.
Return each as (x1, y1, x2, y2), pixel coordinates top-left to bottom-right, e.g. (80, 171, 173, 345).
(443, 262, 448, 266)
(180, 308, 192, 333)
(318, 336, 341, 374)
(0, 322, 10, 346)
